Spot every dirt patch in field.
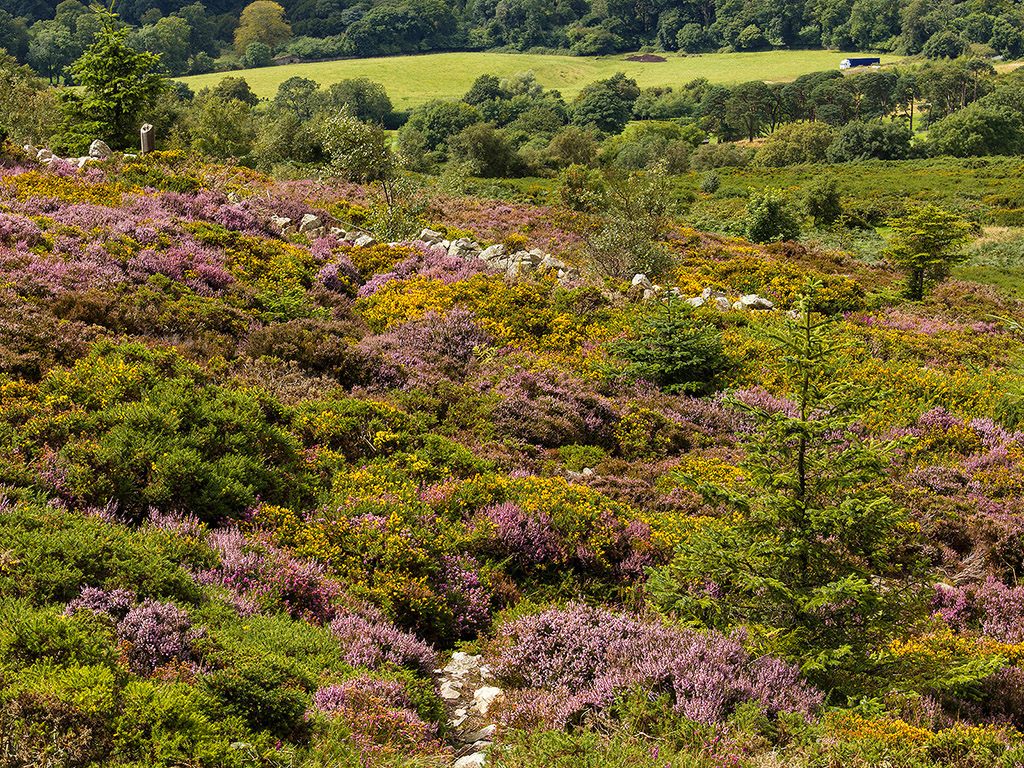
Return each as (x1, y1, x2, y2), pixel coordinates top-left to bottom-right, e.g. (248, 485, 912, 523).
(625, 53, 667, 62)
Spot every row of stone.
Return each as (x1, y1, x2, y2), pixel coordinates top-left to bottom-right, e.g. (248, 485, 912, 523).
(417, 228, 582, 283)
(267, 216, 584, 286)
(632, 274, 776, 311)
(24, 139, 133, 171)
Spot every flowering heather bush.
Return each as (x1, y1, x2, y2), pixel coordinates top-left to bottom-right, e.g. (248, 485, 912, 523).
(494, 603, 822, 727)
(933, 578, 1024, 643)
(316, 256, 359, 293)
(361, 308, 493, 388)
(435, 555, 491, 638)
(66, 586, 137, 621)
(491, 369, 618, 447)
(328, 605, 438, 674)
(311, 676, 449, 762)
(197, 528, 341, 624)
(480, 502, 567, 569)
(117, 598, 199, 676)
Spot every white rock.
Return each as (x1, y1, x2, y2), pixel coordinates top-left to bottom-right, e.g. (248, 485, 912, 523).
(643, 289, 655, 300)
(353, 234, 376, 248)
(473, 686, 504, 715)
(740, 293, 775, 310)
(440, 683, 462, 700)
(631, 273, 652, 289)
(419, 228, 443, 244)
(76, 156, 91, 169)
(581, 467, 594, 476)
(299, 213, 322, 233)
(451, 715, 468, 727)
(479, 244, 508, 261)
(36, 148, 53, 161)
(540, 254, 566, 270)
(685, 296, 705, 308)
(88, 139, 113, 159)
(441, 239, 451, 250)
(455, 707, 467, 717)
(464, 725, 496, 743)
(731, 301, 746, 311)
(454, 753, 487, 768)
(714, 296, 732, 312)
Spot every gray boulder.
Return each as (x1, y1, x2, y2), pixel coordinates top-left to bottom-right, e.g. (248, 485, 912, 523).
(479, 243, 508, 262)
(88, 140, 113, 160)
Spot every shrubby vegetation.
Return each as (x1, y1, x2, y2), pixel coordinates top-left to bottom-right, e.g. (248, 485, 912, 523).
(1, 122, 1024, 765)
(8, 7, 1024, 760)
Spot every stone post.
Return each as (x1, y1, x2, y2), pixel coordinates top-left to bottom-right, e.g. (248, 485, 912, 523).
(140, 123, 155, 154)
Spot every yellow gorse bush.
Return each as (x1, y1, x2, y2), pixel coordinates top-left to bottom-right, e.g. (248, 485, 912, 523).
(10, 171, 135, 206)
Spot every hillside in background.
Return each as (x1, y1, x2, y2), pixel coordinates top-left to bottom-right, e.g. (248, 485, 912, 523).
(175, 49, 902, 106)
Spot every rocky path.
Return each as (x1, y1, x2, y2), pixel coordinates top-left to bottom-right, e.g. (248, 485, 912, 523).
(435, 651, 505, 767)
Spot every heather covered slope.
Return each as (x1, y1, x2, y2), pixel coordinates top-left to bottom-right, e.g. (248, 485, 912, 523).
(4, 150, 1024, 767)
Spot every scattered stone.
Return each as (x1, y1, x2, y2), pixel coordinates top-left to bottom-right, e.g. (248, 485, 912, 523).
(88, 139, 113, 160)
(631, 273, 653, 290)
(270, 216, 293, 233)
(714, 296, 732, 312)
(731, 301, 746, 311)
(353, 233, 376, 248)
(701, 287, 728, 301)
(479, 244, 508, 261)
(454, 753, 487, 768)
(685, 296, 705, 308)
(419, 228, 443, 245)
(299, 214, 322, 233)
(473, 686, 504, 715)
(440, 683, 462, 700)
(740, 293, 774, 310)
(463, 725, 496, 743)
(540, 254, 566, 270)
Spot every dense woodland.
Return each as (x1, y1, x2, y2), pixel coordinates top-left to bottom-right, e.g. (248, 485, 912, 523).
(2, 0, 1024, 77)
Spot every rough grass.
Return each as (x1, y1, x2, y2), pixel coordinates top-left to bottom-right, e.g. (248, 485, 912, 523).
(176, 50, 903, 105)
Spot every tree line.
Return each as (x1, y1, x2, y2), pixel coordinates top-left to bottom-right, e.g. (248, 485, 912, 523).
(2, 0, 1024, 80)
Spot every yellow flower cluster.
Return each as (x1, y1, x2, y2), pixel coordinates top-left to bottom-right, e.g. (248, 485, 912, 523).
(657, 454, 742, 492)
(827, 712, 932, 747)
(11, 171, 134, 207)
(356, 274, 613, 353)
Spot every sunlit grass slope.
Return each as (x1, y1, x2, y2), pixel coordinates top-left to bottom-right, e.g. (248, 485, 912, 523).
(177, 50, 903, 107)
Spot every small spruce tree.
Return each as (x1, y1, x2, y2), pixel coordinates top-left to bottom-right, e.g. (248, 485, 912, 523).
(647, 281, 926, 695)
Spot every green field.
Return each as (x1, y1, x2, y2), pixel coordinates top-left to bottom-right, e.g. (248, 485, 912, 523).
(176, 50, 904, 107)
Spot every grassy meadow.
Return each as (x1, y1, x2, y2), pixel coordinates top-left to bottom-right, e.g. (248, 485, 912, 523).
(176, 49, 904, 105)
